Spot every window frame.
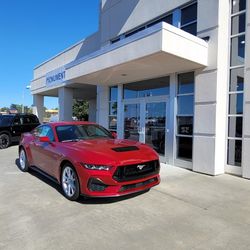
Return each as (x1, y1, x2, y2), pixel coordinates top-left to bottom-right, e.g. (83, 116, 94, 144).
(226, 0, 246, 168)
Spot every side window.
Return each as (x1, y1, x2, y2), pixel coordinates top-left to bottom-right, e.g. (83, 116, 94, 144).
(40, 126, 55, 142)
(12, 117, 21, 126)
(32, 126, 43, 137)
(29, 115, 39, 124)
(23, 116, 32, 124)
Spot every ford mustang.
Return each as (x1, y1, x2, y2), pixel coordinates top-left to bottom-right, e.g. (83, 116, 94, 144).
(18, 122, 160, 201)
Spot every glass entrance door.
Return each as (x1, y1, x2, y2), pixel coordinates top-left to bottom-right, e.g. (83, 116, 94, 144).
(145, 102, 166, 156)
(124, 103, 140, 141)
(123, 99, 167, 160)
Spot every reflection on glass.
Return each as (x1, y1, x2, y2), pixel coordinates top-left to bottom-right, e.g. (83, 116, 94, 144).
(231, 0, 246, 14)
(181, 3, 197, 25)
(229, 93, 243, 114)
(227, 139, 242, 166)
(177, 95, 194, 115)
(147, 14, 172, 27)
(230, 68, 244, 92)
(230, 35, 245, 66)
(231, 13, 246, 35)
(110, 86, 118, 101)
(228, 117, 242, 138)
(145, 102, 166, 155)
(109, 102, 117, 115)
(124, 104, 140, 141)
(177, 117, 193, 135)
(178, 72, 194, 94)
(177, 137, 193, 160)
(181, 23, 197, 36)
(109, 116, 117, 130)
(123, 76, 170, 99)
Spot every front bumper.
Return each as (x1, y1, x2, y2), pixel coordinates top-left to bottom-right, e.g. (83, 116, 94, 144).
(77, 163, 160, 197)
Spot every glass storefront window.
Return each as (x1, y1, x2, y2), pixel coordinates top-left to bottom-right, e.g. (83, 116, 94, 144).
(177, 117, 193, 136)
(110, 86, 118, 102)
(177, 137, 193, 160)
(227, 0, 246, 167)
(181, 3, 197, 25)
(181, 3, 197, 36)
(231, 0, 246, 14)
(109, 116, 117, 131)
(109, 86, 118, 130)
(177, 95, 194, 115)
(176, 72, 194, 162)
(109, 102, 117, 116)
(228, 117, 243, 138)
(123, 76, 170, 99)
(228, 93, 243, 114)
(230, 35, 245, 66)
(230, 68, 244, 92)
(231, 13, 246, 35)
(227, 139, 242, 166)
(178, 72, 194, 94)
(181, 23, 197, 36)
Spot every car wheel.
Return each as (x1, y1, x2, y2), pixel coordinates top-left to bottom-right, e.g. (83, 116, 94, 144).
(61, 164, 80, 201)
(19, 148, 29, 172)
(0, 133, 11, 149)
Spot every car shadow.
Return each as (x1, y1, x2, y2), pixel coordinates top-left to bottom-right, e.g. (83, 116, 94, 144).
(15, 159, 149, 205)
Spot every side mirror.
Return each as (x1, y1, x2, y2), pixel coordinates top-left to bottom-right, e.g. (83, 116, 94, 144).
(111, 131, 117, 139)
(39, 136, 50, 143)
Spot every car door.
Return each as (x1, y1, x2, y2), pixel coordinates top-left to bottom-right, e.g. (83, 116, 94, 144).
(10, 116, 23, 141)
(31, 125, 60, 177)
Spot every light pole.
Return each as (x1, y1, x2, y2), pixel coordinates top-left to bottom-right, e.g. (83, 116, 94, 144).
(22, 85, 31, 113)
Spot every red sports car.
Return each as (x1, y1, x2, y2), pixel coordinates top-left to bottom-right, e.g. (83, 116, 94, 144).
(18, 122, 160, 201)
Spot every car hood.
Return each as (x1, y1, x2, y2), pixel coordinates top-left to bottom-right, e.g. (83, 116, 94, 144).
(62, 138, 158, 165)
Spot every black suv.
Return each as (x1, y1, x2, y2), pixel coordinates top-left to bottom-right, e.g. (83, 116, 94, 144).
(0, 113, 40, 149)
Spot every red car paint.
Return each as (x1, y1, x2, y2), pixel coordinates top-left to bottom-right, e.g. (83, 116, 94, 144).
(19, 121, 160, 197)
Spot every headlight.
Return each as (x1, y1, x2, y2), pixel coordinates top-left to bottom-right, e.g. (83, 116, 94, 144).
(81, 163, 111, 171)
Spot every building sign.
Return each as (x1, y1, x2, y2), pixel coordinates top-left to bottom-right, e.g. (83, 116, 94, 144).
(46, 67, 66, 86)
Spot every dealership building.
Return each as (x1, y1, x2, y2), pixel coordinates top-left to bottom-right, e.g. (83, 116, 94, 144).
(31, 0, 250, 178)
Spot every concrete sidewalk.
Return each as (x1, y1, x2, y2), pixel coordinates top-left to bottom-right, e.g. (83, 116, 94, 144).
(1, 146, 250, 250)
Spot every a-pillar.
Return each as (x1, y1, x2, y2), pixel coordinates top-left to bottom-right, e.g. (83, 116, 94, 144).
(58, 87, 73, 121)
(32, 94, 44, 123)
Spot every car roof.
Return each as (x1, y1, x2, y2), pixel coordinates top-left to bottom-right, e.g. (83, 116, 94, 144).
(48, 121, 97, 127)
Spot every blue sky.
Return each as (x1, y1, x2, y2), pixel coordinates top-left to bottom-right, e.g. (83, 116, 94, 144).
(0, 0, 99, 109)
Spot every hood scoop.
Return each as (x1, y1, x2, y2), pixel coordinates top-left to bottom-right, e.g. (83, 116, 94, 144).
(111, 146, 139, 152)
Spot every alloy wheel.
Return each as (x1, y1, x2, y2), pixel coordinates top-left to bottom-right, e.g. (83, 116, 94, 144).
(19, 149, 26, 170)
(62, 166, 77, 197)
(0, 134, 10, 149)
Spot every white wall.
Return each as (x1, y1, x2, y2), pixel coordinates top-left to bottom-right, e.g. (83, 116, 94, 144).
(242, 0, 250, 178)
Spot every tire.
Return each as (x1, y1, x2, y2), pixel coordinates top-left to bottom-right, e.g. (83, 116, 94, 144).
(61, 164, 80, 201)
(0, 133, 11, 149)
(19, 148, 29, 172)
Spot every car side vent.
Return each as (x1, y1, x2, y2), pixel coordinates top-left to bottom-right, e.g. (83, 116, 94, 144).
(112, 146, 139, 152)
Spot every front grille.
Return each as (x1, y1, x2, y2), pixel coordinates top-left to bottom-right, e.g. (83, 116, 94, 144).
(113, 160, 160, 182)
(119, 177, 158, 192)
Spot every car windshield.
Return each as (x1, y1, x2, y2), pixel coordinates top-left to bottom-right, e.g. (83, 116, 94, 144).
(0, 116, 13, 126)
(56, 124, 112, 142)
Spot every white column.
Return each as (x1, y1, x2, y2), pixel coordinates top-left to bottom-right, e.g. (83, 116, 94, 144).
(96, 85, 109, 128)
(58, 87, 73, 121)
(193, 0, 230, 175)
(32, 94, 44, 123)
(88, 99, 97, 122)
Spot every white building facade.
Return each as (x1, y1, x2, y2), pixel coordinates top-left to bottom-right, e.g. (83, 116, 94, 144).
(31, 0, 250, 178)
